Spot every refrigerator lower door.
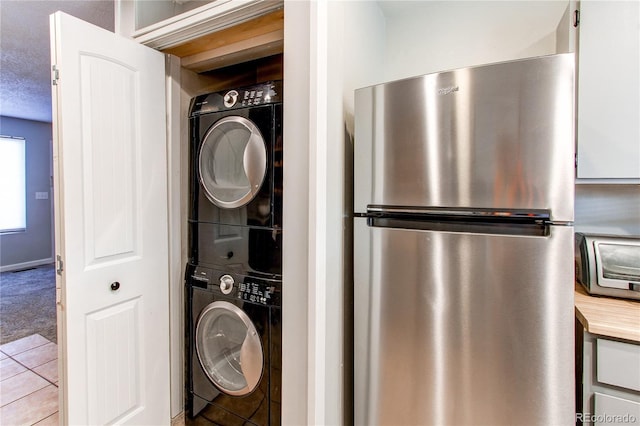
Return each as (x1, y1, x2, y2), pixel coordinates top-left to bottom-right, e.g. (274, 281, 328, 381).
(354, 219, 574, 426)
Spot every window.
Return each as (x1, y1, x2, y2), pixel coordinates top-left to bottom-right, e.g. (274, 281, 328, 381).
(0, 136, 26, 233)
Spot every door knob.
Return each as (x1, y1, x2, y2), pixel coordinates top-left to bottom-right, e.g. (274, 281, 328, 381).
(110, 281, 120, 291)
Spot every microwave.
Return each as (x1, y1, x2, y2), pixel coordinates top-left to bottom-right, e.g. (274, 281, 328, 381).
(575, 233, 640, 300)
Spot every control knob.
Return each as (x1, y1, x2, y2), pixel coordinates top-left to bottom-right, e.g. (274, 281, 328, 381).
(219, 274, 234, 295)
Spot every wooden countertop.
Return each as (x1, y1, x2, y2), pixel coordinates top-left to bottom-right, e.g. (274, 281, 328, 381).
(575, 283, 640, 342)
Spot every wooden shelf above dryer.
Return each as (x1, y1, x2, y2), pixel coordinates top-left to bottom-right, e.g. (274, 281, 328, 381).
(162, 9, 284, 73)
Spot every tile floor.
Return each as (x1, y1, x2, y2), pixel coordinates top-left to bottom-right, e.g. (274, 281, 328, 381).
(0, 334, 59, 425)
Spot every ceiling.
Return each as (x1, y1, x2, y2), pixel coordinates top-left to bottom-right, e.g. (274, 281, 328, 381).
(0, 0, 114, 123)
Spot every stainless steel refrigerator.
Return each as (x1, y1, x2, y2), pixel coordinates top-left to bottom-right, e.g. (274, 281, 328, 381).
(353, 53, 575, 425)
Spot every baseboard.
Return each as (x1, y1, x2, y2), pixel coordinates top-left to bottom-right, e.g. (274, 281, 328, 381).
(0, 258, 55, 273)
(171, 411, 185, 426)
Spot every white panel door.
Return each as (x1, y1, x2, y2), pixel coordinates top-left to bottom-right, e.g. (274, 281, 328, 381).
(50, 12, 170, 425)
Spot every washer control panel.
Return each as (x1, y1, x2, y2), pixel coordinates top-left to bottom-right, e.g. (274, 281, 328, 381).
(237, 280, 277, 306)
(188, 264, 281, 307)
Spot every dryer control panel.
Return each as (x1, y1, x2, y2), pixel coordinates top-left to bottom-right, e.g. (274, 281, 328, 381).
(189, 80, 283, 116)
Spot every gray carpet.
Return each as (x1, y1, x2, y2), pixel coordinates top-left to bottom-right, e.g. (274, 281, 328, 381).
(0, 264, 57, 344)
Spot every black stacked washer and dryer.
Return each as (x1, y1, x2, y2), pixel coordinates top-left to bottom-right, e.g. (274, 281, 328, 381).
(186, 81, 282, 426)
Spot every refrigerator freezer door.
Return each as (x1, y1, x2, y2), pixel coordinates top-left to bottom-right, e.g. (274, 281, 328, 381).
(354, 219, 575, 425)
(354, 53, 575, 223)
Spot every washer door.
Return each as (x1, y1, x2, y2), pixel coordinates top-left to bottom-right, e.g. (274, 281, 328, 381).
(199, 116, 267, 209)
(195, 301, 264, 396)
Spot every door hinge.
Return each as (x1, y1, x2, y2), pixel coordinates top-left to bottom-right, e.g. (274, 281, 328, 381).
(56, 254, 64, 275)
(52, 65, 59, 86)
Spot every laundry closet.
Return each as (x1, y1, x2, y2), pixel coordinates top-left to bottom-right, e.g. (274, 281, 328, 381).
(117, 5, 286, 424)
(114, 1, 289, 423)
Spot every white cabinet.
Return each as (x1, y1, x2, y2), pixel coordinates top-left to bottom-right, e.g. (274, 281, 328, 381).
(133, 0, 214, 31)
(594, 393, 640, 426)
(555, 1, 577, 54)
(597, 338, 640, 392)
(576, 1, 640, 181)
(577, 328, 640, 425)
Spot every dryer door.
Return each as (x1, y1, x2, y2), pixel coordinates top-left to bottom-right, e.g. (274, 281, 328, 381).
(199, 116, 267, 209)
(195, 301, 264, 396)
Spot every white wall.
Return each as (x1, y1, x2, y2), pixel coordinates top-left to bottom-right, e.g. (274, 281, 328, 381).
(0, 116, 54, 271)
(575, 185, 640, 236)
(382, 1, 568, 82)
(282, 2, 311, 424)
(341, 2, 387, 134)
(283, 2, 387, 424)
(322, 3, 386, 424)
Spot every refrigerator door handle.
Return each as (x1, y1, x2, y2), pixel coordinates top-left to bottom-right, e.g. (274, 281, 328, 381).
(365, 215, 552, 238)
(365, 205, 551, 223)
